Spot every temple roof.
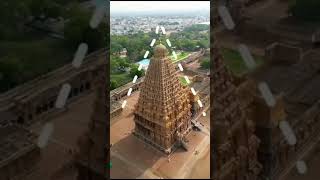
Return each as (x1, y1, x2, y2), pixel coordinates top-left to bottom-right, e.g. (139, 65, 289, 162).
(155, 43, 166, 50)
(154, 44, 168, 58)
(135, 43, 190, 125)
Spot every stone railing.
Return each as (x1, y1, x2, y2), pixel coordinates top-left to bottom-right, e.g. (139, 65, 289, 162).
(110, 77, 144, 101)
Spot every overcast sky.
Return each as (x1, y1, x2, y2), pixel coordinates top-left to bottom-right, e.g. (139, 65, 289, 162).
(110, 1, 210, 15)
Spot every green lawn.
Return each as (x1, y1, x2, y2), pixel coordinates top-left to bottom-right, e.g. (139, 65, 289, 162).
(179, 76, 190, 86)
(110, 72, 132, 90)
(171, 51, 191, 63)
(0, 38, 74, 92)
(111, 73, 131, 85)
(222, 48, 264, 76)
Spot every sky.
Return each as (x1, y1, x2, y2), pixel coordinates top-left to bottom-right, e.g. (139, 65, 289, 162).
(110, 1, 210, 16)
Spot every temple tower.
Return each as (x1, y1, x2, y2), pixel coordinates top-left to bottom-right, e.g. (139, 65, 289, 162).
(212, 37, 262, 179)
(133, 44, 192, 154)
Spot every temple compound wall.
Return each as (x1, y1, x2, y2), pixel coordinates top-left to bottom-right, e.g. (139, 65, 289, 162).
(240, 83, 320, 180)
(237, 19, 318, 48)
(265, 43, 302, 65)
(238, 43, 320, 179)
(0, 49, 107, 128)
(110, 77, 143, 101)
(110, 100, 122, 119)
(0, 49, 107, 179)
(0, 125, 40, 180)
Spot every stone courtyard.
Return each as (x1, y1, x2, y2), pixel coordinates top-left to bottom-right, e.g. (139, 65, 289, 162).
(110, 92, 210, 179)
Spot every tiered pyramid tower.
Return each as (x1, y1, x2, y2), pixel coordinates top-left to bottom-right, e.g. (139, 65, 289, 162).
(212, 37, 262, 179)
(133, 44, 192, 154)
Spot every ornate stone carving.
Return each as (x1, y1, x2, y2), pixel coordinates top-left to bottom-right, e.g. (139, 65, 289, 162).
(133, 44, 192, 154)
(212, 32, 262, 179)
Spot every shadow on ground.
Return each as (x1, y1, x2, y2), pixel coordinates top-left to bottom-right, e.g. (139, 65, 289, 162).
(110, 134, 164, 179)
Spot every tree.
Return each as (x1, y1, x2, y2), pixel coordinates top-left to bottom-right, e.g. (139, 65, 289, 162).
(197, 39, 209, 49)
(180, 39, 198, 51)
(0, 56, 24, 91)
(110, 80, 118, 90)
(111, 41, 123, 54)
(118, 58, 130, 71)
(53, 0, 76, 5)
(64, 5, 107, 52)
(129, 64, 145, 78)
(200, 57, 210, 69)
(46, 3, 62, 19)
(64, 15, 88, 49)
(28, 0, 63, 20)
(110, 56, 119, 73)
(184, 24, 209, 32)
(289, 0, 320, 21)
(110, 56, 130, 72)
(83, 27, 107, 52)
(0, 0, 30, 39)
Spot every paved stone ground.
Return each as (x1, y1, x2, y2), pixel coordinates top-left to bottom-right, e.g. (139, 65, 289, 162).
(245, 0, 288, 24)
(26, 93, 96, 180)
(110, 92, 210, 179)
(285, 142, 320, 180)
(186, 59, 201, 70)
(186, 111, 210, 179)
(188, 145, 210, 179)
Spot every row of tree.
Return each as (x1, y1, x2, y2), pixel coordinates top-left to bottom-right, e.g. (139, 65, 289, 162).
(64, 4, 108, 53)
(0, 0, 108, 92)
(110, 56, 145, 77)
(200, 56, 210, 69)
(0, 0, 108, 52)
(110, 24, 209, 62)
(110, 56, 145, 90)
(111, 32, 154, 62)
(289, 0, 320, 21)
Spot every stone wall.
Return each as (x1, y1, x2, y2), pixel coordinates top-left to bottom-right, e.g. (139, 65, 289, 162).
(238, 20, 315, 47)
(238, 76, 320, 179)
(237, 21, 277, 44)
(0, 126, 40, 180)
(110, 77, 143, 101)
(0, 147, 40, 180)
(265, 43, 302, 65)
(110, 101, 122, 119)
(0, 49, 107, 128)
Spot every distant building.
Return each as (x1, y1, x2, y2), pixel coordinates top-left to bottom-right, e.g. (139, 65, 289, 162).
(119, 48, 127, 58)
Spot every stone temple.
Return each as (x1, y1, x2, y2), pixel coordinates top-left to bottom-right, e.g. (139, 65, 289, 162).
(212, 36, 262, 179)
(133, 44, 192, 154)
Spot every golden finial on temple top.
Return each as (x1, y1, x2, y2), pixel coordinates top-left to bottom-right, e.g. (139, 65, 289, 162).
(154, 43, 167, 58)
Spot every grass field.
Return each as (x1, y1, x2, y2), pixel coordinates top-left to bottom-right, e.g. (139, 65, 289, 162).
(0, 37, 74, 92)
(179, 76, 190, 86)
(222, 48, 264, 76)
(171, 51, 191, 63)
(110, 73, 132, 88)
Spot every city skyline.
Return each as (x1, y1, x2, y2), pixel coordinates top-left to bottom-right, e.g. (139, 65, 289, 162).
(111, 1, 210, 16)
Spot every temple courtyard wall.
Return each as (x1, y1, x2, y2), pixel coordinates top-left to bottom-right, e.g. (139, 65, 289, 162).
(0, 49, 107, 180)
